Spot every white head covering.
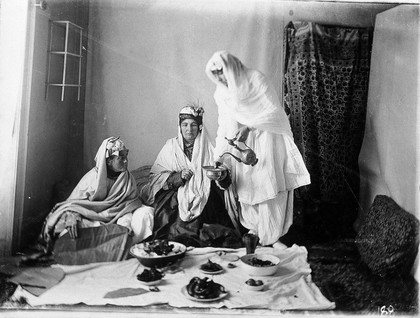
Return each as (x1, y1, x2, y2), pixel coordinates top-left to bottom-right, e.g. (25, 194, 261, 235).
(205, 50, 293, 137)
(92, 136, 127, 200)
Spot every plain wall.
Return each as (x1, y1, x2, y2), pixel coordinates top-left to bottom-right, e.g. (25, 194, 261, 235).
(84, 0, 396, 172)
(359, 5, 419, 219)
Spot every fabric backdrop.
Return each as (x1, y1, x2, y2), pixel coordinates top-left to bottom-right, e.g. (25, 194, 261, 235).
(284, 21, 372, 208)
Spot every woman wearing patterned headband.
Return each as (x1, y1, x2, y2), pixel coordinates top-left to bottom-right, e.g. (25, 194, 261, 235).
(205, 51, 311, 248)
(41, 137, 154, 247)
(143, 104, 243, 247)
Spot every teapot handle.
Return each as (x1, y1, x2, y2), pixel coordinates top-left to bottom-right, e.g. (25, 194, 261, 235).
(225, 137, 237, 147)
(225, 137, 248, 151)
(225, 137, 251, 150)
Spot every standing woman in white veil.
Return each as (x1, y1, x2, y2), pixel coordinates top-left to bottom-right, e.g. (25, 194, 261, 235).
(205, 51, 310, 248)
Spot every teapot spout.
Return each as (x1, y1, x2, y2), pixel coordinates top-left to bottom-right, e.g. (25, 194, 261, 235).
(219, 152, 243, 163)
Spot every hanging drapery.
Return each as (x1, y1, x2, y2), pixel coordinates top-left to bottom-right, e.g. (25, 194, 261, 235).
(284, 21, 372, 207)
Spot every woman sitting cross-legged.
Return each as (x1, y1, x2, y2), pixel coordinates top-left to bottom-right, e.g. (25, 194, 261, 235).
(41, 137, 154, 252)
(142, 104, 244, 248)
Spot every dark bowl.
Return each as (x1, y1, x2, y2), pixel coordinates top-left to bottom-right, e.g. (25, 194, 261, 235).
(129, 241, 187, 268)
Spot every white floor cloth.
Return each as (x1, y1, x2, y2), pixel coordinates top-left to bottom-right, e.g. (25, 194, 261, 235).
(12, 245, 335, 310)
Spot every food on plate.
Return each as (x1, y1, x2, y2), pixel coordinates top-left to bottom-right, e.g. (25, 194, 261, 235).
(143, 239, 177, 256)
(186, 277, 226, 299)
(133, 239, 184, 258)
(246, 257, 276, 267)
(200, 259, 223, 272)
(245, 278, 263, 286)
(136, 267, 164, 282)
(240, 254, 279, 276)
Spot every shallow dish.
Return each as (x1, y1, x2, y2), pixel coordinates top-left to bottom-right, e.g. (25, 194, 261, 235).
(200, 268, 224, 275)
(199, 259, 223, 275)
(240, 253, 280, 276)
(138, 279, 162, 286)
(181, 286, 228, 302)
(130, 241, 187, 268)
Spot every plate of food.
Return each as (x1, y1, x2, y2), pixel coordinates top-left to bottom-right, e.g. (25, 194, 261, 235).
(199, 259, 223, 275)
(136, 267, 164, 286)
(130, 239, 186, 268)
(182, 277, 228, 302)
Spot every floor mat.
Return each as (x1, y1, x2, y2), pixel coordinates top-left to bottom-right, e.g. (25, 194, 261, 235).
(308, 241, 418, 314)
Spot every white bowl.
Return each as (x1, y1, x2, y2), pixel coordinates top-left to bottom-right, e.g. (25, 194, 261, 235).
(245, 283, 264, 291)
(240, 254, 280, 276)
(244, 279, 264, 291)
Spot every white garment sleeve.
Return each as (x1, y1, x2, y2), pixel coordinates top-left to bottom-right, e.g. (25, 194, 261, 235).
(116, 213, 133, 232)
(130, 206, 154, 244)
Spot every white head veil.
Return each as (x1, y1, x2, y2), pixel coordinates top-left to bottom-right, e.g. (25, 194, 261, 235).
(205, 50, 293, 137)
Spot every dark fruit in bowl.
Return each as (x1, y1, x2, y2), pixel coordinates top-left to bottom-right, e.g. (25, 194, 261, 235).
(245, 278, 264, 291)
(246, 278, 263, 286)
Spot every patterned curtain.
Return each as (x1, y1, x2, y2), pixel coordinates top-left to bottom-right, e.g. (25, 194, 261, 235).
(284, 22, 373, 207)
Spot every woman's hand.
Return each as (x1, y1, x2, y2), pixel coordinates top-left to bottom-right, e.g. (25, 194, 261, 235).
(181, 169, 194, 181)
(217, 169, 227, 181)
(235, 126, 250, 143)
(65, 212, 80, 239)
(43, 224, 54, 242)
(67, 223, 78, 239)
(214, 160, 223, 168)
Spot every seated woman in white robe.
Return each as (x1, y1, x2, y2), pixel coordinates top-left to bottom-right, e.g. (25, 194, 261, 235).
(41, 137, 154, 249)
(144, 105, 244, 247)
(205, 51, 311, 248)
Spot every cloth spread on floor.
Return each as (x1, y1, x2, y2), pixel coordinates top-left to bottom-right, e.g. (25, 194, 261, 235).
(11, 245, 335, 310)
(7, 267, 65, 297)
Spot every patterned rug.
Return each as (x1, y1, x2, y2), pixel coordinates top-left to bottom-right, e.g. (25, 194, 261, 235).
(278, 198, 419, 315)
(307, 240, 418, 314)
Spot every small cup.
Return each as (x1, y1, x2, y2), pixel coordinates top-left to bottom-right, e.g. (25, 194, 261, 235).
(242, 233, 259, 254)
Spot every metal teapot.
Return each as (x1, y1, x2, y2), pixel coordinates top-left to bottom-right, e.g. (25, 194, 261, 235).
(219, 137, 258, 166)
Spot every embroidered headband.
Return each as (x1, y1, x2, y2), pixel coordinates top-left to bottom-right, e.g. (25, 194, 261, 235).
(105, 137, 127, 158)
(179, 105, 204, 126)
